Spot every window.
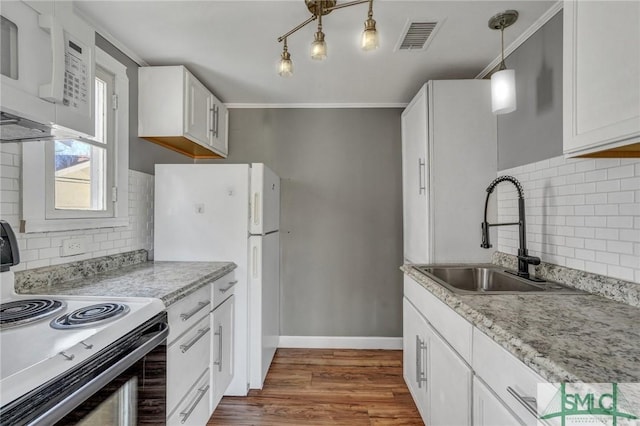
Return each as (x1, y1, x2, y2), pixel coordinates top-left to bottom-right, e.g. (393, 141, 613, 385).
(46, 66, 114, 218)
(22, 47, 129, 233)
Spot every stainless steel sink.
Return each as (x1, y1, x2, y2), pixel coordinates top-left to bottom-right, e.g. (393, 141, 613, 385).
(413, 265, 586, 295)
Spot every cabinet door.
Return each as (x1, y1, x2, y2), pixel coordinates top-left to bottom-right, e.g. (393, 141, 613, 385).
(563, 1, 640, 155)
(427, 326, 472, 426)
(403, 297, 428, 421)
(401, 84, 430, 264)
(184, 71, 211, 146)
(208, 95, 228, 157)
(473, 377, 524, 426)
(211, 295, 234, 409)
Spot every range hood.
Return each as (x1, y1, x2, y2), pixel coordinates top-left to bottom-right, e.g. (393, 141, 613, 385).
(0, 111, 54, 142)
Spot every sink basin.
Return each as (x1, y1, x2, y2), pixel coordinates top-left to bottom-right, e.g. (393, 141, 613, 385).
(413, 265, 586, 295)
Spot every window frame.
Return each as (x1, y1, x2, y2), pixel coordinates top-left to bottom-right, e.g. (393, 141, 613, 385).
(22, 47, 129, 233)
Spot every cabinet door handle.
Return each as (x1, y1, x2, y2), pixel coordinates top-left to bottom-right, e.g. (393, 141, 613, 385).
(507, 386, 538, 418)
(219, 280, 238, 293)
(213, 324, 223, 372)
(180, 300, 211, 321)
(415, 335, 428, 388)
(213, 105, 219, 138)
(180, 326, 211, 353)
(418, 158, 426, 195)
(180, 384, 210, 424)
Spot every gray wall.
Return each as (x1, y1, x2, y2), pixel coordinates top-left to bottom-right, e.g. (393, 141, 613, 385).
(95, 35, 191, 174)
(201, 108, 404, 337)
(496, 11, 563, 170)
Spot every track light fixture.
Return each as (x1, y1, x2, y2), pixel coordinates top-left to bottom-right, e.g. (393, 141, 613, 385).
(489, 10, 518, 114)
(277, 0, 379, 76)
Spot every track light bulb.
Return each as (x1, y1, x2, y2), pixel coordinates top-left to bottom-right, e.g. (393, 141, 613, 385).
(311, 30, 327, 60)
(362, 18, 379, 51)
(279, 41, 293, 77)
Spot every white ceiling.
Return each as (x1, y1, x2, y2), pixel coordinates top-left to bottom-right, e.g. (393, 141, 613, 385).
(74, 0, 557, 105)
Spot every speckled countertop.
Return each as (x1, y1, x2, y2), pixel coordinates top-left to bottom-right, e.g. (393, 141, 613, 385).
(19, 261, 237, 307)
(402, 265, 640, 384)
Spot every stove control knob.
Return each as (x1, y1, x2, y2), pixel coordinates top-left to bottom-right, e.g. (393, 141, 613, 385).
(59, 351, 75, 361)
(80, 341, 93, 349)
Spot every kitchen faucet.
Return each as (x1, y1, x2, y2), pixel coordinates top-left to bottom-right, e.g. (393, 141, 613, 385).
(480, 176, 543, 282)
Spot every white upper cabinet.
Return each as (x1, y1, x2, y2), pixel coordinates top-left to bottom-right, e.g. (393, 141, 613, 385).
(138, 65, 228, 159)
(563, 1, 640, 157)
(401, 81, 497, 264)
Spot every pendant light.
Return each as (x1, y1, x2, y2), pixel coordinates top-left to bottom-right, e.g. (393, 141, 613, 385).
(361, 0, 379, 51)
(489, 10, 518, 114)
(277, 0, 379, 76)
(279, 38, 293, 77)
(311, 8, 327, 60)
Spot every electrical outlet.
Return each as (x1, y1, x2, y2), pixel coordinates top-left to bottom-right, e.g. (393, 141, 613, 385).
(61, 238, 85, 257)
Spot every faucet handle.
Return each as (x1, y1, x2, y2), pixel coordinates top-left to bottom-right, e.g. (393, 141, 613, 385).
(519, 255, 540, 265)
(481, 222, 492, 249)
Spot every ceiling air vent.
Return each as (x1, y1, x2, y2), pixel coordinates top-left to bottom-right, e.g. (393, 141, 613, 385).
(397, 21, 440, 51)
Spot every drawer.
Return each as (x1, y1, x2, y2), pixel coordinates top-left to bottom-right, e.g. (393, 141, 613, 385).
(167, 315, 211, 414)
(212, 271, 237, 309)
(167, 369, 211, 426)
(473, 328, 547, 425)
(167, 284, 212, 344)
(404, 275, 473, 363)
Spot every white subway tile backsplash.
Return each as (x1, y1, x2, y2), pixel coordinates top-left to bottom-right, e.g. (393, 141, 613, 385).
(0, 143, 154, 270)
(585, 169, 607, 183)
(498, 155, 640, 284)
(608, 165, 635, 179)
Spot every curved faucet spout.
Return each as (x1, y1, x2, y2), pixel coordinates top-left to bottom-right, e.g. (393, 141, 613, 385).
(480, 175, 542, 281)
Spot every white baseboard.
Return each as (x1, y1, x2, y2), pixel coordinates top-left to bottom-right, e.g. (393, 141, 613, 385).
(278, 336, 402, 350)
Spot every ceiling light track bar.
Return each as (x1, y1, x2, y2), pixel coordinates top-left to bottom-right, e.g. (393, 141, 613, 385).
(324, 0, 369, 13)
(277, 15, 318, 43)
(276, 0, 378, 77)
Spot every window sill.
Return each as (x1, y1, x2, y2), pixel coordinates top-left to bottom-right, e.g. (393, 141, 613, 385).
(21, 217, 129, 233)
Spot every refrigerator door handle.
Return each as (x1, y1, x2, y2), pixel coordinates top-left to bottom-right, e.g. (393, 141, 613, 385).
(253, 192, 260, 227)
(252, 245, 259, 278)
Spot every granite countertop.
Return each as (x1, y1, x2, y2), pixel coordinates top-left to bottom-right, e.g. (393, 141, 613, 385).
(402, 265, 640, 384)
(20, 261, 237, 307)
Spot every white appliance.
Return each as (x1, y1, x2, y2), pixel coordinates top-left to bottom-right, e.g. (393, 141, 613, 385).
(0, 221, 168, 424)
(0, 0, 96, 141)
(154, 163, 280, 393)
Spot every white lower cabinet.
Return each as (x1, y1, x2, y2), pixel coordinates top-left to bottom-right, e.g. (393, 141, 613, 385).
(210, 295, 234, 409)
(473, 377, 524, 426)
(404, 274, 548, 426)
(403, 297, 472, 425)
(165, 271, 236, 425)
(167, 369, 212, 426)
(403, 298, 429, 419)
(167, 315, 211, 413)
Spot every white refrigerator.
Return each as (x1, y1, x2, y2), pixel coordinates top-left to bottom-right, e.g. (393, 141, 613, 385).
(154, 163, 280, 395)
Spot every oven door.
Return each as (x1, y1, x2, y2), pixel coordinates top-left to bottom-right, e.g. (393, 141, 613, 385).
(0, 313, 168, 426)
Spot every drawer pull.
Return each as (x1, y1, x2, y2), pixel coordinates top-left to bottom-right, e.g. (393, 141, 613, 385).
(180, 384, 210, 424)
(180, 300, 211, 321)
(219, 280, 238, 294)
(180, 326, 211, 353)
(507, 386, 538, 417)
(213, 324, 223, 372)
(415, 335, 428, 388)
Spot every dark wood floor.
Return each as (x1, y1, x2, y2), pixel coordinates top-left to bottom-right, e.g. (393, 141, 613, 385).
(208, 349, 423, 425)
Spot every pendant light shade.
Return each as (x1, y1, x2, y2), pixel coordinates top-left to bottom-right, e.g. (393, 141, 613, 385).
(488, 10, 518, 115)
(311, 30, 327, 60)
(279, 41, 294, 77)
(361, 0, 378, 51)
(491, 69, 516, 114)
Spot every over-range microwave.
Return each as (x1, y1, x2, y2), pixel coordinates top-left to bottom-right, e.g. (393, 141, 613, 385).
(0, 1, 95, 142)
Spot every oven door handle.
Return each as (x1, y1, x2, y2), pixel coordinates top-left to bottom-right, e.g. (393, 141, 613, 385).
(28, 323, 169, 426)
